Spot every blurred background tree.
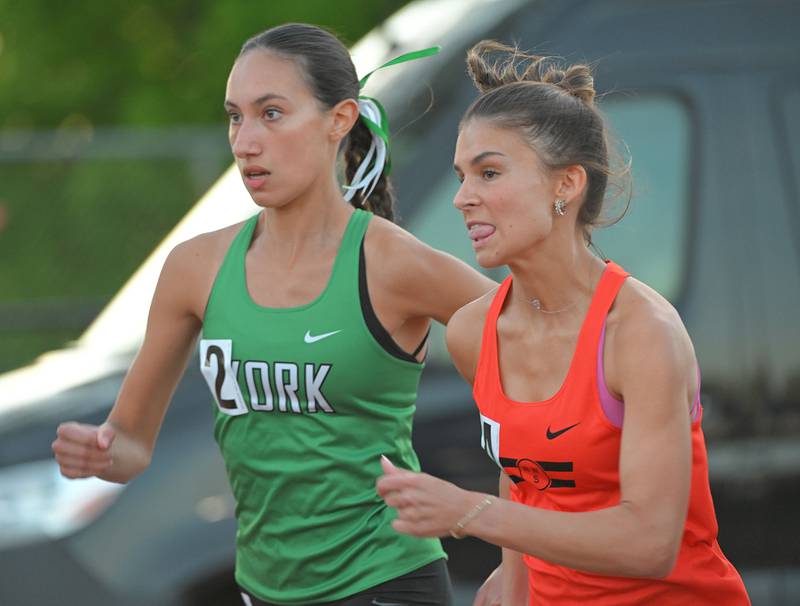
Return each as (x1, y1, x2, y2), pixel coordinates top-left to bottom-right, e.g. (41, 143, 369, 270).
(0, 0, 412, 372)
(0, 0, 408, 127)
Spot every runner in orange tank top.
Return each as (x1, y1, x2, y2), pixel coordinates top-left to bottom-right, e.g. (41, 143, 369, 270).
(377, 41, 750, 605)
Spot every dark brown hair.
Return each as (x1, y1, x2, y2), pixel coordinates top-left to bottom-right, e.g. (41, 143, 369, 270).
(462, 40, 629, 241)
(239, 23, 395, 221)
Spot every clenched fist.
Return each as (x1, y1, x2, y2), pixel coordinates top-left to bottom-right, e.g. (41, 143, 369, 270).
(52, 422, 116, 479)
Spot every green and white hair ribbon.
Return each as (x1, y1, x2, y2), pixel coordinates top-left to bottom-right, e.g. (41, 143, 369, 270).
(343, 97, 387, 201)
(343, 46, 441, 202)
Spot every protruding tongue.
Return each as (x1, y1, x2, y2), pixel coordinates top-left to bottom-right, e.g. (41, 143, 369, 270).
(469, 224, 496, 240)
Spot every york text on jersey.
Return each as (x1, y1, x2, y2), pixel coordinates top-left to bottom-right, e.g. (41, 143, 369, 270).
(200, 339, 334, 415)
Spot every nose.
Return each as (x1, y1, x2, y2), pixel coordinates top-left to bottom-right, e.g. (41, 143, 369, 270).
(453, 180, 478, 210)
(231, 119, 262, 159)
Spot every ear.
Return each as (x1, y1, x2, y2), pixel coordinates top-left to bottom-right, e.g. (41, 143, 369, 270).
(328, 98, 360, 143)
(555, 164, 588, 203)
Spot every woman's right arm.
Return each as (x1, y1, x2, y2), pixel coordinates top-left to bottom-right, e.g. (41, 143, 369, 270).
(52, 237, 213, 483)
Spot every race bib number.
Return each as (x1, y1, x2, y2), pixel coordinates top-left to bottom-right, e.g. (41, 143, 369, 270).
(199, 339, 248, 416)
(480, 413, 501, 468)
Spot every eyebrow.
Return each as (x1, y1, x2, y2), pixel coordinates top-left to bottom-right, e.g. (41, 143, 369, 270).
(224, 93, 289, 109)
(453, 150, 506, 172)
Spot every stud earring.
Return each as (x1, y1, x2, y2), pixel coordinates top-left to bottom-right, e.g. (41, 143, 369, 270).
(554, 198, 567, 216)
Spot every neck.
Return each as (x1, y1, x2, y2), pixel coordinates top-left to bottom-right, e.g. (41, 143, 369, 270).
(255, 172, 354, 264)
(508, 228, 605, 318)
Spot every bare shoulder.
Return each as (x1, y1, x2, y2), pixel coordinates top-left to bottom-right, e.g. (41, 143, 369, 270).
(449, 288, 496, 335)
(363, 215, 496, 323)
(167, 220, 244, 269)
(606, 277, 696, 393)
(363, 215, 430, 270)
(364, 214, 483, 280)
(158, 220, 248, 319)
(362, 216, 428, 302)
(446, 287, 498, 384)
(611, 278, 691, 346)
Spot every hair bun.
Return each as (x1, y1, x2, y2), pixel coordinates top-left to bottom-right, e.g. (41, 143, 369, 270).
(541, 64, 595, 105)
(466, 40, 596, 105)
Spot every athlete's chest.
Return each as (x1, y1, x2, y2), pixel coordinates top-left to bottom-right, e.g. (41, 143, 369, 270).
(200, 303, 372, 415)
(496, 319, 582, 403)
(477, 390, 622, 503)
(244, 255, 336, 308)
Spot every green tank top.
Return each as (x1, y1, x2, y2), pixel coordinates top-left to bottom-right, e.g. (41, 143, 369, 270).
(199, 209, 445, 604)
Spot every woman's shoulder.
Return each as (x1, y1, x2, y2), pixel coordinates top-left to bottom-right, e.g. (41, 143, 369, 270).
(167, 218, 251, 271)
(449, 275, 502, 346)
(610, 276, 685, 335)
(157, 218, 252, 318)
(446, 288, 498, 381)
(362, 215, 497, 321)
(603, 270, 700, 418)
(362, 214, 491, 283)
(450, 286, 497, 330)
(362, 214, 419, 255)
(361, 214, 447, 294)
(446, 289, 496, 352)
(607, 275, 695, 375)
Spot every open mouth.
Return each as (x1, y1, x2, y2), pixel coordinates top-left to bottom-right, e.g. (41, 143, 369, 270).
(469, 223, 496, 245)
(242, 167, 270, 188)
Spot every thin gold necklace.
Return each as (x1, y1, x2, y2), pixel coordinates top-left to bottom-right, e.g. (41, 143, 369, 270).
(529, 297, 580, 314)
(528, 263, 599, 314)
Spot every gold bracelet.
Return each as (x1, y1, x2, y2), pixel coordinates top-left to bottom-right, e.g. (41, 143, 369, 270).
(449, 496, 494, 539)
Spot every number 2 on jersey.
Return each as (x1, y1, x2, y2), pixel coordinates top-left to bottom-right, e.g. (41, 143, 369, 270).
(199, 339, 248, 416)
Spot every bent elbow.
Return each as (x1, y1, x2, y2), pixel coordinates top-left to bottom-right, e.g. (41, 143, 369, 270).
(125, 450, 153, 482)
(629, 536, 681, 578)
(645, 551, 678, 579)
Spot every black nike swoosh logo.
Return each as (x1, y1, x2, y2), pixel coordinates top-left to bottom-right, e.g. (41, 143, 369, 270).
(546, 422, 580, 440)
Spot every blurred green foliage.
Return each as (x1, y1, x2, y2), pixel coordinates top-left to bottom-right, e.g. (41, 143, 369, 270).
(0, 160, 213, 299)
(0, 0, 409, 127)
(0, 0, 412, 372)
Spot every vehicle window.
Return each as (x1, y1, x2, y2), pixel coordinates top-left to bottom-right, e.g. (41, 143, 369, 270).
(593, 94, 691, 301)
(405, 94, 692, 366)
(781, 87, 800, 214)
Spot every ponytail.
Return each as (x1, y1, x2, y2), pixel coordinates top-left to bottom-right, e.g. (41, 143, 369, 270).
(344, 117, 395, 221)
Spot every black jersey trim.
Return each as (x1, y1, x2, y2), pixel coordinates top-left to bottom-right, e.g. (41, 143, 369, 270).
(359, 239, 429, 363)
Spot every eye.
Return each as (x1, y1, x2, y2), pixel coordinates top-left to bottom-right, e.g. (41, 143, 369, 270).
(263, 108, 282, 121)
(227, 112, 241, 124)
(482, 168, 499, 180)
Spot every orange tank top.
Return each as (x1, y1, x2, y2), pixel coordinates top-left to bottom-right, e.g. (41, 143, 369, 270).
(473, 261, 750, 605)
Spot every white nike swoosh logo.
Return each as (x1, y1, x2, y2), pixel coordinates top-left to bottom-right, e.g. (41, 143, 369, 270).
(304, 329, 342, 344)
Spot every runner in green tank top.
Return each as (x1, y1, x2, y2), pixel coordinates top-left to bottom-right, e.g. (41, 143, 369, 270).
(52, 23, 499, 606)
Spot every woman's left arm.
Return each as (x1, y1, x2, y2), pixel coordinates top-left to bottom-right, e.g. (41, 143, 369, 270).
(377, 301, 696, 578)
(366, 221, 496, 325)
